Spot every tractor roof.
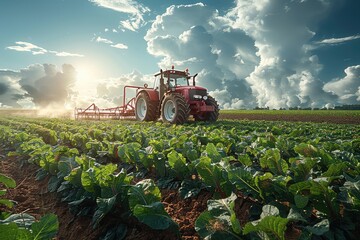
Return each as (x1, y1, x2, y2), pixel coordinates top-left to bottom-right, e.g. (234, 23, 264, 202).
(154, 69, 189, 77)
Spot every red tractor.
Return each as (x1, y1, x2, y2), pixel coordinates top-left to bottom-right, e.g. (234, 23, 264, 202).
(135, 67, 219, 124)
(75, 67, 219, 124)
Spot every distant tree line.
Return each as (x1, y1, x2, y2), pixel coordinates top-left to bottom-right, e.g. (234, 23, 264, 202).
(253, 104, 360, 110)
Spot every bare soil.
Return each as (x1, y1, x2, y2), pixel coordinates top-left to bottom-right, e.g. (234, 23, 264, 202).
(219, 113, 360, 124)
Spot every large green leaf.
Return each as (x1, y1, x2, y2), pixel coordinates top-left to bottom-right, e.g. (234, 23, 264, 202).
(0, 213, 35, 229)
(101, 169, 133, 198)
(287, 208, 307, 223)
(117, 142, 141, 164)
(195, 193, 242, 239)
(322, 162, 348, 177)
(260, 205, 280, 219)
(167, 150, 189, 178)
(228, 167, 260, 198)
(237, 154, 253, 167)
(196, 156, 223, 189)
(47, 176, 62, 193)
(128, 179, 161, 210)
(204, 143, 222, 163)
(294, 143, 319, 158)
(306, 219, 330, 236)
(132, 202, 178, 231)
(94, 163, 117, 187)
(290, 157, 317, 182)
(81, 168, 96, 193)
(31, 213, 59, 240)
(207, 193, 237, 216)
(0, 222, 32, 240)
(58, 154, 79, 178)
(64, 166, 82, 187)
(260, 148, 288, 175)
(195, 211, 242, 240)
(0, 199, 15, 208)
(0, 174, 16, 188)
(243, 216, 289, 240)
(93, 195, 117, 227)
(179, 179, 203, 199)
(294, 194, 309, 209)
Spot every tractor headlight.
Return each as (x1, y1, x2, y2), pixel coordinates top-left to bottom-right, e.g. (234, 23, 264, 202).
(193, 94, 202, 99)
(203, 96, 208, 100)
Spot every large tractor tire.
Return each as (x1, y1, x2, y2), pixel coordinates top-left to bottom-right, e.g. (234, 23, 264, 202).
(194, 95, 219, 122)
(135, 92, 159, 121)
(161, 93, 190, 124)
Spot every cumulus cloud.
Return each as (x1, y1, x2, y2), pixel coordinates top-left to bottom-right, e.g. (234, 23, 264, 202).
(89, 0, 150, 31)
(0, 64, 77, 108)
(0, 70, 26, 108)
(145, 3, 259, 108)
(6, 41, 84, 57)
(324, 65, 360, 104)
(226, 0, 343, 108)
(143, 0, 359, 109)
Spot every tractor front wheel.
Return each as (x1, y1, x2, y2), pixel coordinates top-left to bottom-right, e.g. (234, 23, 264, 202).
(161, 93, 190, 124)
(135, 92, 158, 121)
(194, 96, 219, 122)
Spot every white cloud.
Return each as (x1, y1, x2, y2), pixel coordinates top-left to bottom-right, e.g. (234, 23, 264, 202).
(111, 43, 128, 49)
(6, 41, 84, 57)
(324, 65, 360, 104)
(89, 0, 150, 31)
(6, 41, 47, 55)
(144, 3, 258, 108)
(50, 51, 84, 57)
(93, 36, 128, 50)
(316, 34, 360, 45)
(226, 0, 343, 109)
(96, 36, 113, 44)
(120, 17, 142, 32)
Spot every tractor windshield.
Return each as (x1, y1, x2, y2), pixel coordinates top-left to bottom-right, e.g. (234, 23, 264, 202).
(169, 74, 189, 87)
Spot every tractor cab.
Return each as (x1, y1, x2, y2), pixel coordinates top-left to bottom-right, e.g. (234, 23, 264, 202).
(154, 67, 193, 91)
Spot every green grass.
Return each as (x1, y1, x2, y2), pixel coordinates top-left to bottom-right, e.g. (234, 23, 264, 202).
(220, 109, 360, 116)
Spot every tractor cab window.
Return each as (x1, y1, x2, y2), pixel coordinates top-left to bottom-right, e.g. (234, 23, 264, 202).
(153, 76, 160, 90)
(169, 74, 189, 87)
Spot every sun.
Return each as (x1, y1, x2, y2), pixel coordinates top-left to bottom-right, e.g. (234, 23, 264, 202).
(74, 63, 99, 95)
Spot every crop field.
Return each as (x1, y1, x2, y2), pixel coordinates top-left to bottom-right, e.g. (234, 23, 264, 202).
(1, 114, 360, 240)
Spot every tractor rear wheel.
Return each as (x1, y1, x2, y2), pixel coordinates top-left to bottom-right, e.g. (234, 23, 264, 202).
(194, 96, 219, 122)
(161, 93, 190, 124)
(135, 92, 159, 121)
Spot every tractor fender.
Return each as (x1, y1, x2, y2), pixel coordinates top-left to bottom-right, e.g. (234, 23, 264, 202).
(137, 89, 159, 102)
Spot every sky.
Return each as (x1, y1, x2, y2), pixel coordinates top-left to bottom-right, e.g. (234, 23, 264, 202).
(0, 0, 359, 110)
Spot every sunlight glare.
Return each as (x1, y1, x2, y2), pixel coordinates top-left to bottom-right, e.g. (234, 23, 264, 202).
(75, 64, 99, 95)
